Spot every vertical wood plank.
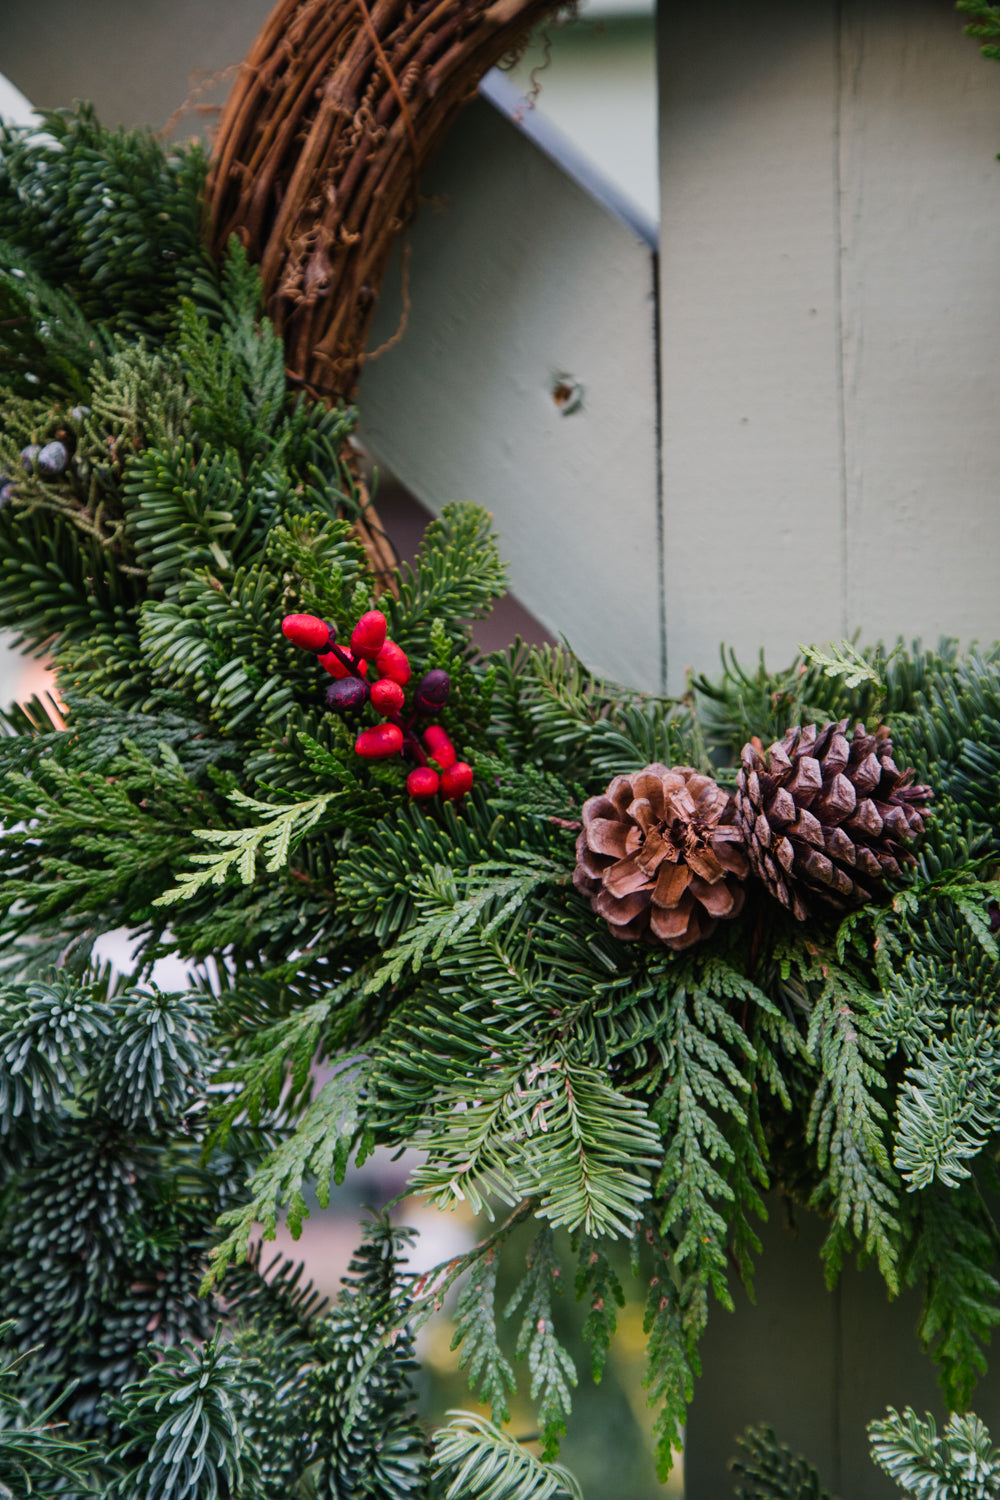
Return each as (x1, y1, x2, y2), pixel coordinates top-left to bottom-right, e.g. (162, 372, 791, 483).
(658, 0, 845, 694)
(683, 1209, 841, 1498)
(683, 1205, 970, 1500)
(839, 0, 1000, 647)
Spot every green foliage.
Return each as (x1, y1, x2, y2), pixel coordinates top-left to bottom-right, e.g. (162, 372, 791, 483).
(901, 1183, 1000, 1409)
(869, 1407, 1000, 1499)
(730, 1424, 837, 1500)
(959, 0, 1000, 64)
(432, 1412, 583, 1500)
(799, 638, 893, 694)
(795, 947, 900, 1290)
(106, 1331, 265, 1500)
(204, 1059, 370, 1288)
(451, 1251, 517, 1424)
(0, 1328, 104, 1497)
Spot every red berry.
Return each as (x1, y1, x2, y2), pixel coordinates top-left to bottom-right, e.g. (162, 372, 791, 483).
(423, 724, 456, 770)
(375, 640, 411, 685)
(355, 723, 403, 760)
(407, 767, 440, 800)
(282, 613, 331, 652)
(370, 679, 405, 715)
(319, 651, 367, 681)
(350, 610, 388, 660)
(440, 761, 474, 800)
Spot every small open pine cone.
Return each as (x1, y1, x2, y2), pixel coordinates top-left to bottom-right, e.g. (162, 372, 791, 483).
(573, 765, 749, 950)
(735, 719, 932, 920)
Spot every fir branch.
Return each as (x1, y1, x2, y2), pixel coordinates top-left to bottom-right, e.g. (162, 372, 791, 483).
(0, 1330, 104, 1496)
(731, 1423, 837, 1500)
(894, 1008, 1000, 1190)
(432, 1411, 583, 1500)
(959, 0, 1000, 62)
(902, 1182, 1000, 1409)
(869, 1407, 1000, 1500)
(96, 987, 211, 1133)
(386, 502, 507, 655)
(406, 1046, 659, 1238)
(0, 977, 113, 1131)
(366, 853, 565, 990)
(106, 1329, 265, 1500)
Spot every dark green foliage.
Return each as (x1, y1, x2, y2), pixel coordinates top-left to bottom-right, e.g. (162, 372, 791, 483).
(5, 101, 1000, 1500)
(303, 1219, 429, 1498)
(105, 1331, 267, 1500)
(0, 1326, 105, 1497)
(504, 1231, 578, 1459)
(0, 105, 208, 351)
(730, 1424, 837, 1500)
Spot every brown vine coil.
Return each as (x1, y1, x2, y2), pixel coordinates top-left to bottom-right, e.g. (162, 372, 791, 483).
(207, 0, 562, 404)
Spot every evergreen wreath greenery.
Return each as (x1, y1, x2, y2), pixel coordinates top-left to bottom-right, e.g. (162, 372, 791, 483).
(1, 40, 1000, 1500)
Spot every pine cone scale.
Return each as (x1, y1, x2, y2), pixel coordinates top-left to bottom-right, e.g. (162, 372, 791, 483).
(603, 854, 651, 898)
(653, 861, 691, 906)
(585, 817, 631, 859)
(594, 886, 650, 927)
(650, 894, 697, 943)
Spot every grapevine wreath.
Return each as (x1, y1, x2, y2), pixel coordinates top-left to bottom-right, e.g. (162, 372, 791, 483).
(0, 2, 999, 1496)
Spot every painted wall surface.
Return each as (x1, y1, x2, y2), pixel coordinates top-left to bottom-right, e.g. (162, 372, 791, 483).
(659, 0, 1000, 692)
(357, 81, 662, 691)
(0, 0, 274, 136)
(684, 1203, 975, 1500)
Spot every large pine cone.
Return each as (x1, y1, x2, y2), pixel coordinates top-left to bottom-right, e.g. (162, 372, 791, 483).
(735, 720, 932, 920)
(573, 765, 748, 949)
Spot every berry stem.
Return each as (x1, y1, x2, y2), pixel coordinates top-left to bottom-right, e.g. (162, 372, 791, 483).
(402, 730, 428, 767)
(328, 643, 360, 676)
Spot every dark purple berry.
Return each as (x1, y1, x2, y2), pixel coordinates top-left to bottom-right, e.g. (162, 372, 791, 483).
(414, 669, 451, 714)
(326, 676, 371, 713)
(0, 482, 13, 508)
(37, 441, 69, 477)
(68, 405, 90, 422)
(20, 445, 39, 474)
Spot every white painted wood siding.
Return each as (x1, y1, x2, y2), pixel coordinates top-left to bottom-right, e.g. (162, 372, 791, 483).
(659, 0, 1000, 691)
(358, 76, 662, 691)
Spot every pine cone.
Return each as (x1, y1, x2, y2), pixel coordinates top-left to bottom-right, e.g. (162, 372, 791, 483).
(573, 765, 749, 949)
(735, 720, 932, 920)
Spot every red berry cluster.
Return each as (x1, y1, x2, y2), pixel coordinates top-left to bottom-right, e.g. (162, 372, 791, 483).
(281, 610, 474, 801)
